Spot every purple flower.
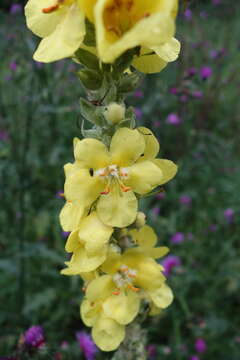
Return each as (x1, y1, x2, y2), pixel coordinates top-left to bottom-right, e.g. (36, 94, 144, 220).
(184, 9, 192, 21)
(9, 62, 17, 72)
(169, 87, 179, 95)
(134, 107, 143, 119)
(209, 224, 218, 232)
(62, 231, 70, 238)
(153, 120, 161, 128)
(76, 332, 98, 360)
(179, 195, 192, 206)
(179, 94, 189, 103)
(152, 206, 160, 216)
(162, 255, 181, 276)
(190, 357, 200, 360)
(24, 326, 45, 348)
(166, 113, 181, 125)
(185, 67, 197, 78)
(134, 90, 144, 98)
(224, 208, 234, 223)
(56, 190, 64, 199)
(192, 90, 203, 99)
(147, 344, 157, 358)
(170, 232, 185, 244)
(200, 66, 212, 80)
(212, 0, 221, 4)
(195, 338, 207, 353)
(0, 130, 9, 142)
(156, 192, 165, 200)
(10, 4, 22, 14)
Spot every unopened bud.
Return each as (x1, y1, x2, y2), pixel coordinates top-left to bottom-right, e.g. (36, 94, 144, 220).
(134, 212, 146, 229)
(104, 102, 125, 124)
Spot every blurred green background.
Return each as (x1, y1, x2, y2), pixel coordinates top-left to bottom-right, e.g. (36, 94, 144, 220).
(0, 0, 240, 359)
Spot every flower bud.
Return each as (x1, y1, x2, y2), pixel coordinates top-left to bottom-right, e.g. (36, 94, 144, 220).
(134, 212, 146, 229)
(104, 103, 125, 124)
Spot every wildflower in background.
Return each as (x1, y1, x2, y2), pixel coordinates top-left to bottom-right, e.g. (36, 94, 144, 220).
(170, 232, 185, 244)
(9, 62, 17, 72)
(61, 231, 70, 238)
(190, 357, 200, 360)
(209, 224, 218, 232)
(76, 331, 98, 360)
(56, 190, 64, 199)
(162, 255, 181, 276)
(24, 325, 45, 348)
(10, 3, 22, 15)
(184, 8, 192, 21)
(154, 120, 161, 128)
(179, 195, 192, 206)
(169, 87, 179, 95)
(134, 107, 143, 120)
(212, 0, 221, 5)
(25, 0, 86, 62)
(0, 130, 9, 142)
(156, 192, 165, 200)
(200, 66, 212, 80)
(162, 346, 172, 354)
(166, 113, 181, 125)
(185, 67, 197, 78)
(60, 127, 177, 229)
(192, 90, 203, 99)
(147, 344, 157, 358)
(134, 90, 144, 98)
(152, 206, 160, 216)
(195, 338, 207, 353)
(224, 208, 234, 223)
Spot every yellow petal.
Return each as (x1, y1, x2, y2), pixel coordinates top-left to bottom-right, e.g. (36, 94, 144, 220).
(153, 159, 178, 185)
(92, 314, 125, 351)
(126, 161, 163, 195)
(146, 246, 169, 259)
(78, 212, 113, 255)
(103, 290, 140, 325)
(86, 275, 114, 302)
(78, 0, 97, 22)
(61, 245, 107, 274)
(150, 37, 181, 62)
(73, 138, 109, 169)
(100, 251, 122, 274)
(65, 229, 80, 252)
(59, 201, 85, 231)
(25, 0, 64, 37)
(132, 52, 167, 74)
(95, 0, 175, 63)
(81, 299, 100, 327)
(97, 187, 138, 228)
(110, 128, 145, 167)
(33, 3, 85, 62)
(64, 168, 103, 204)
(149, 303, 162, 316)
(137, 127, 160, 161)
(149, 283, 174, 309)
(130, 225, 158, 248)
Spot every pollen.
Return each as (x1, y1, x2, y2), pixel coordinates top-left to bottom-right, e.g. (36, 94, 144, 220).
(42, 4, 59, 13)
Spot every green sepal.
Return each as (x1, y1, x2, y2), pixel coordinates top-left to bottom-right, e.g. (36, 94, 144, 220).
(80, 98, 106, 126)
(78, 69, 102, 90)
(75, 48, 100, 70)
(118, 72, 142, 93)
(112, 47, 140, 74)
(83, 19, 96, 47)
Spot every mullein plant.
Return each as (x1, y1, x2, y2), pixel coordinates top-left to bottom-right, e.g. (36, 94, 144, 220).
(25, 0, 180, 357)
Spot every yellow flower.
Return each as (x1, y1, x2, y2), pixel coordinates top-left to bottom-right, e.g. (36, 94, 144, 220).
(25, 0, 86, 62)
(101, 247, 173, 310)
(61, 211, 113, 274)
(81, 275, 138, 351)
(60, 127, 177, 229)
(91, 0, 179, 67)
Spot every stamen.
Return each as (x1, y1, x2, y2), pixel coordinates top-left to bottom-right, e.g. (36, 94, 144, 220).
(112, 290, 120, 295)
(100, 185, 110, 195)
(67, 200, 72, 203)
(127, 284, 140, 292)
(120, 183, 131, 192)
(42, 4, 59, 13)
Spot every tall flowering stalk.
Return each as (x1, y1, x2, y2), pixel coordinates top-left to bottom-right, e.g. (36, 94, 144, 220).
(25, 0, 180, 357)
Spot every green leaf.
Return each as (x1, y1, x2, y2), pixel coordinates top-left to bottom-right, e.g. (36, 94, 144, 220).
(75, 48, 100, 70)
(83, 19, 96, 47)
(78, 69, 102, 90)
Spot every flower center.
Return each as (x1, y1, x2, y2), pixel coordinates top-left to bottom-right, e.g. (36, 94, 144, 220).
(94, 164, 131, 195)
(42, 0, 74, 14)
(103, 0, 152, 38)
(113, 264, 139, 294)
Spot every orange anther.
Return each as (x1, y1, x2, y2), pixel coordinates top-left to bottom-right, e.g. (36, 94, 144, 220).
(67, 200, 72, 203)
(120, 184, 131, 192)
(128, 273, 136, 278)
(112, 289, 120, 295)
(127, 284, 140, 292)
(100, 186, 110, 195)
(42, 4, 59, 13)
